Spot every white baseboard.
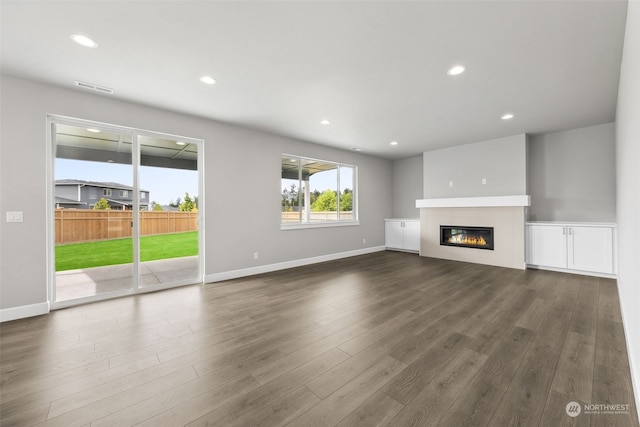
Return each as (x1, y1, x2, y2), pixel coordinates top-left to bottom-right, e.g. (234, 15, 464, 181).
(0, 301, 50, 322)
(205, 246, 386, 283)
(526, 264, 617, 279)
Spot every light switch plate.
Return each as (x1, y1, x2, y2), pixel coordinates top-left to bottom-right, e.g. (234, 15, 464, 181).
(6, 211, 23, 222)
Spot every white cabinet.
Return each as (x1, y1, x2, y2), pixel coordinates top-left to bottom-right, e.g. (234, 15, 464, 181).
(568, 226, 614, 274)
(385, 219, 420, 252)
(527, 225, 567, 269)
(526, 222, 615, 276)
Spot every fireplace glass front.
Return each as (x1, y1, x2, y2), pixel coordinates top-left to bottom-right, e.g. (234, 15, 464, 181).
(440, 225, 494, 250)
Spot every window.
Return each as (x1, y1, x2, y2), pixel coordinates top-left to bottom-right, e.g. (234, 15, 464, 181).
(120, 190, 128, 197)
(140, 192, 146, 200)
(282, 155, 357, 228)
(103, 188, 112, 196)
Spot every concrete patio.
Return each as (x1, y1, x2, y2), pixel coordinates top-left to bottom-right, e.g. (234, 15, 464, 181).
(55, 256, 199, 301)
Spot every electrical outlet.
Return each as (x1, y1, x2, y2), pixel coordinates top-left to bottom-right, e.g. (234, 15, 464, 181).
(363, 238, 367, 244)
(449, 181, 454, 187)
(253, 252, 259, 260)
(482, 178, 487, 185)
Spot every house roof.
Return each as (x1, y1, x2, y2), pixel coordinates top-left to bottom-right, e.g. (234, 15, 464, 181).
(104, 198, 149, 207)
(55, 179, 148, 192)
(54, 196, 85, 206)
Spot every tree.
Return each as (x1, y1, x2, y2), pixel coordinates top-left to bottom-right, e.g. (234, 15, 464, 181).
(310, 189, 321, 206)
(282, 183, 298, 212)
(312, 189, 337, 212)
(93, 197, 111, 210)
(340, 189, 352, 211)
(179, 192, 196, 212)
(151, 201, 163, 211)
(169, 197, 181, 208)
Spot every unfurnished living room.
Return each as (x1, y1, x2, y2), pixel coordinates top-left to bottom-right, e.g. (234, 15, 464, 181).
(1, 1, 639, 426)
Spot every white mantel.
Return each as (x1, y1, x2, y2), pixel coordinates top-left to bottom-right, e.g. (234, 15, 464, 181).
(416, 195, 530, 209)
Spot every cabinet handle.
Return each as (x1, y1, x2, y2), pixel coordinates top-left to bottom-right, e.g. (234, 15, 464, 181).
(563, 227, 566, 235)
(568, 227, 572, 235)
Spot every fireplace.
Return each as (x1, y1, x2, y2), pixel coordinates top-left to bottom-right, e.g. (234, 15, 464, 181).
(440, 225, 494, 250)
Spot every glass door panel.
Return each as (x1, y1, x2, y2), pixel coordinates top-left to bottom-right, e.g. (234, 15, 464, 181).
(54, 124, 134, 303)
(138, 135, 200, 288)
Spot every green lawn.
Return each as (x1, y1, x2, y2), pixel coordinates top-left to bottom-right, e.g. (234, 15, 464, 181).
(56, 231, 198, 271)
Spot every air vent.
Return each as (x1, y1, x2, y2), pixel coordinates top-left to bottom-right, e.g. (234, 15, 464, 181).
(74, 81, 114, 95)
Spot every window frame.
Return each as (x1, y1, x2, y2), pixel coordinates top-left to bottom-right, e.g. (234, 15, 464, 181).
(103, 188, 112, 196)
(281, 154, 358, 230)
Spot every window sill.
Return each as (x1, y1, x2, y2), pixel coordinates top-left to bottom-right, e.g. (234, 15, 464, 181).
(281, 221, 360, 231)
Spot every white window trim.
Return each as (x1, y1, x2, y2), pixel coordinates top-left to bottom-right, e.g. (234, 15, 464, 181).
(281, 154, 358, 230)
(103, 188, 112, 196)
(281, 221, 360, 231)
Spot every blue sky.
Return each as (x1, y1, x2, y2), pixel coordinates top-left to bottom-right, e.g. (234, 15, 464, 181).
(56, 159, 198, 206)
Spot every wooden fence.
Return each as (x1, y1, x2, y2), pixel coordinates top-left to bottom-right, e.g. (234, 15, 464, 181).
(55, 209, 198, 244)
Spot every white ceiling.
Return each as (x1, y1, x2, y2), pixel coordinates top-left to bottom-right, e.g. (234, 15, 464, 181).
(0, 0, 628, 159)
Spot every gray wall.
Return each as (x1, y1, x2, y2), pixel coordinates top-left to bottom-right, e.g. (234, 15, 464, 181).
(528, 123, 616, 222)
(0, 75, 393, 311)
(616, 0, 640, 417)
(392, 155, 422, 219)
(423, 134, 527, 198)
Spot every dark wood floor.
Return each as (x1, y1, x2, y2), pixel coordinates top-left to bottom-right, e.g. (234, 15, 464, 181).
(1, 251, 638, 426)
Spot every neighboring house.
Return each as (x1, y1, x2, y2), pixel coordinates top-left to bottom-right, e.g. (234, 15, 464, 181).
(55, 179, 150, 210)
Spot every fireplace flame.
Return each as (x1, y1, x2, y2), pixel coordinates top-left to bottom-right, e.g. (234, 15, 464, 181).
(447, 234, 487, 246)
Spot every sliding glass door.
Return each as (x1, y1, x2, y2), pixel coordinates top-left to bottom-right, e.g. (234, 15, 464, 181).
(138, 135, 200, 289)
(49, 116, 203, 307)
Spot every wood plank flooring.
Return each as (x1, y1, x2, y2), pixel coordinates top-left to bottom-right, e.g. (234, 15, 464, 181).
(1, 251, 638, 426)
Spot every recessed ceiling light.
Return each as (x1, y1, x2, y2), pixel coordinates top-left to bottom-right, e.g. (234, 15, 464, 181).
(107, 160, 114, 163)
(70, 34, 98, 48)
(176, 141, 187, 146)
(390, 141, 399, 146)
(351, 147, 362, 151)
(501, 113, 515, 120)
(199, 75, 216, 85)
(320, 119, 331, 125)
(447, 65, 466, 76)
(86, 128, 100, 133)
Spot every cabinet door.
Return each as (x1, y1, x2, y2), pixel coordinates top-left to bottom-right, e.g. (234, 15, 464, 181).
(568, 226, 614, 274)
(403, 221, 420, 252)
(385, 221, 404, 249)
(527, 225, 567, 268)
